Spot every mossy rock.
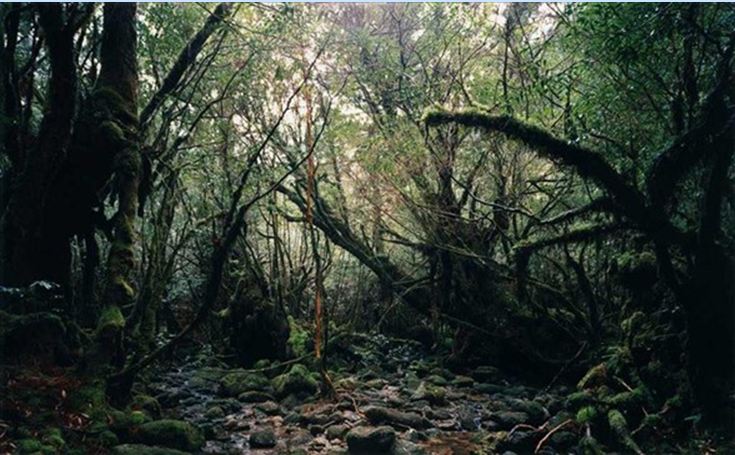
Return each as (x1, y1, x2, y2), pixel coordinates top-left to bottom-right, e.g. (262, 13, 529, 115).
(15, 438, 55, 454)
(345, 426, 396, 453)
(220, 371, 271, 396)
(136, 419, 204, 452)
(112, 444, 189, 455)
(272, 364, 318, 398)
(67, 382, 107, 415)
(109, 409, 152, 439)
(131, 394, 162, 419)
(411, 382, 447, 406)
(41, 428, 65, 450)
(97, 430, 120, 448)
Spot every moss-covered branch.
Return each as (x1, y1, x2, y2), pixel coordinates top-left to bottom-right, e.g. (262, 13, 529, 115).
(423, 108, 649, 225)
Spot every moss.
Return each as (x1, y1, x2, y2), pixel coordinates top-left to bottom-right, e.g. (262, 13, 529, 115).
(576, 405, 599, 424)
(287, 316, 309, 357)
(608, 409, 642, 454)
(109, 409, 152, 439)
(136, 419, 204, 452)
(98, 430, 120, 447)
(16, 438, 43, 453)
(220, 371, 271, 396)
(131, 394, 162, 419)
(41, 427, 65, 450)
(577, 363, 607, 390)
(272, 364, 319, 398)
(566, 390, 594, 408)
(67, 382, 108, 420)
(577, 435, 605, 455)
(111, 444, 189, 455)
(97, 306, 125, 336)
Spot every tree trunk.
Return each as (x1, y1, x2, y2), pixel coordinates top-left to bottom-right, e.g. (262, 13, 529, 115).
(94, 3, 139, 367)
(2, 4, 78, 287)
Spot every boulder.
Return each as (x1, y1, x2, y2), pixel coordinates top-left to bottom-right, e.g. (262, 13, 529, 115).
(250, 429, 277, 448)
(220, 371, 271, 396)
(272, 364, 318, 398)
(136, 419, 204, 452)
(238, 390, 275, 403)
(345, 426, 395, 453)
(363, 406, 431, 429)
(112, 444, 188, 455)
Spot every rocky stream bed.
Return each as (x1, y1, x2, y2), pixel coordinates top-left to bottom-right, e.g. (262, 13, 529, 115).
(122, 334, 579, 455)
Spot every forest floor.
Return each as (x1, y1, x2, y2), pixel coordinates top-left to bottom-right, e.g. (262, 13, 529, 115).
(2, 332, 730, 454)
(141, 335, 576, 455)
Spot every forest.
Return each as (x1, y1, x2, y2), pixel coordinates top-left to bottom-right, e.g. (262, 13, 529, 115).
(0, 2, 733, 454)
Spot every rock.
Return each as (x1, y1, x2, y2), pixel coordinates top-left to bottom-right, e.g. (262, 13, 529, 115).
(363, 406, 432, 429)
(549, 430, 577, 450)
(131, 394, 162, 419)
(97, 430, 119, 447)
(411, 382, 447, 406)
(136, 419, 204, 452)
(238, 390, 275, 403)
(506, 398, 548, 424)
(326, 424, 349, 439)
(255, 400, 281, 415)
(424, 374, 447, 386)
(204, 405, 225, 419)
(393, 439, 429, 455)
(221, 371, 271, 396)
(497, 430, 541, 453)
(272, 364, 319, 398)
(489, 411, 530, 430)
(451, 375, 474, 388)
(112, 444, 189, 455)
(472, 365, 501, 383)
(475, 384, 507, 397)
(345, 426, 396, 453)
(250, 429, 277, 448)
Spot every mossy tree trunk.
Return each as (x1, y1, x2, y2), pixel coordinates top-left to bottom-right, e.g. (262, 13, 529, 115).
(94, 3, 140, 367)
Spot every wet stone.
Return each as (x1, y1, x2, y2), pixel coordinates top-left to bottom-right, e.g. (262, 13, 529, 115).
(249, 429, 277, 448)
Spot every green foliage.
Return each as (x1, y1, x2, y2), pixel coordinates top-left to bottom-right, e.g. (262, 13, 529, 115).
(287, 316, 310, 358)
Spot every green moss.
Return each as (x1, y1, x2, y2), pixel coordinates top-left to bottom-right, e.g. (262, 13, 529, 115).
(566, 390, 594, 408)
(577, 363, 607, 390)
(287, 316, 309, 357)
(136, 419, 204, 452)
(131, 394, 162, 419)
(67, 382, 108, 419)
(220, 371, 271, 396)
(16, 438, 43, 453)
(272, 364, 318, 398)
(98, 430, 120, 447)
(41, 428, 65, 450)
(608, 409, 642, 454)
(576, 405, 599, 424)
(97, 306, 125, 336)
